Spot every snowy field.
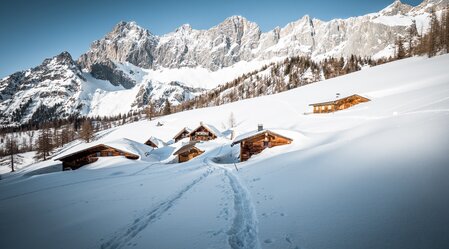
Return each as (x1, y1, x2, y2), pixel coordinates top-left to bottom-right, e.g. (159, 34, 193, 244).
(1, 55, 449, 249)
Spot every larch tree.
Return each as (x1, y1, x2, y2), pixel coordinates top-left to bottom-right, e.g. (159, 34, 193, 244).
(145, 103, 155, 120)
(35, 127, 53, 161)
(396, 37, 406, 59)
(163, 99, 171, 115)
(5, 136, 18, 172)
(80, 120, 94, 143)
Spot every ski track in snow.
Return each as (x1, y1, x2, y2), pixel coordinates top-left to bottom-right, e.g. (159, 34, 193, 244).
(222, 168, 261, 249)
(99, 166, 215, 249)
(204, 144, 261, 249)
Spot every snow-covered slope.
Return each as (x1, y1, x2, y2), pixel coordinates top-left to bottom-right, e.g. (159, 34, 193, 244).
(1, 55, 448, 249)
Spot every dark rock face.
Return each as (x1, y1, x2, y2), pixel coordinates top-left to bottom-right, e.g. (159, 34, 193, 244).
(90, 60, 136, 89)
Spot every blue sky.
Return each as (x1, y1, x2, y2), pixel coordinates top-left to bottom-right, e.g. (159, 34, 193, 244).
(0, 0, 423, 78)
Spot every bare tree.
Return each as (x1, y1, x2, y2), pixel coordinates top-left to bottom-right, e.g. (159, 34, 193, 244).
(5, 136, 18, 172)
(163, 99, 171, 115)
(228, 112, 236, 128)
(35, 127, 54, 161)
(396, 37, 406, 59)
(80, 120, 94, 143)
(144, 103, 155, 120)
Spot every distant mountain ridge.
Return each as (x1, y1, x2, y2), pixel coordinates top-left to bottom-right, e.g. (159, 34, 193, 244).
(1, 0, 447, 126)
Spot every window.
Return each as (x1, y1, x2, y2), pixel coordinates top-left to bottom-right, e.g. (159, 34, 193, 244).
(263, 141, 269, 147)
(108, 152, 112, 156)
(321, 106, 325, 110)
(96, 152, 101, 157)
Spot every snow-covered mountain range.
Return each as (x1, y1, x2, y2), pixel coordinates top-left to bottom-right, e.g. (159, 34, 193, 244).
(1, 0, 447, 126)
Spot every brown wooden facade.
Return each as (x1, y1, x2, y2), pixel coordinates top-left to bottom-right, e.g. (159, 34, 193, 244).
(144, 139, 158, 148)
(189, 124, 218, 142)
(232, 130, 293, 162)
(309, 94, 370, 113)
(57, 145, 139, 170)
(173, 142, 204, 163)
(173, 128, 192, 143)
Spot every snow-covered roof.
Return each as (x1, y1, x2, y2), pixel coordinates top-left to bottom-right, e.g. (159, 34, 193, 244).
(173, 127, 192, 139)
(231, 129, 293, 146)
(309, 94, 370, 106)
(54, 138, 152, 160)
(145, 136, 166, 148)
(173, 141, 203, 155)
(189, 123, 222, 137)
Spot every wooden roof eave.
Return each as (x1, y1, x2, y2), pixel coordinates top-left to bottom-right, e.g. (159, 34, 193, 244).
(309, 94, 370, 107)
(173, 145, 203, 155)
(231, 130, 293, 146)
(188, 125, 217, 137)
(55, 144, 139, 161)
(173, 127, 191, 140)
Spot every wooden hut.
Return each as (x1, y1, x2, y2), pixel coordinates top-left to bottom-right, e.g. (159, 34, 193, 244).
(173, 127, 192, 143)
(144, 136, 165, 148)
(173, 142, 204, 163)
(189, 122, 221, 142)
(309, 94, 370, 113)
(231, 125, 293, 162)
(56, 144, 139, 170)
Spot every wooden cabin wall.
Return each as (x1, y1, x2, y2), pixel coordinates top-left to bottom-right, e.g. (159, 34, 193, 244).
(313, 105, 336, 113)
(190, 127, 216, 141)
(313, 95, 369, 114)
(178, 149, 203, 162)
(239, 134, 292, 161)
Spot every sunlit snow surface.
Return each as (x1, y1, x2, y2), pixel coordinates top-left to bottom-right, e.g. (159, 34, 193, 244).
(1, 55, 449, 249)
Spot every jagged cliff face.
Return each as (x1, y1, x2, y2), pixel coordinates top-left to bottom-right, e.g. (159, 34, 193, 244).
(0, 52, 203, 126)
(78, 21, 158, 70)
(78, 0, 448, 72)
(0, 52, 86, 125)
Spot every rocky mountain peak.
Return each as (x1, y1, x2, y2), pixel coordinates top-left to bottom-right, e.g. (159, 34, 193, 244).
(380, 0, 413, 16)
(411, 0, 449, 13)
(175, 24, 192, 33)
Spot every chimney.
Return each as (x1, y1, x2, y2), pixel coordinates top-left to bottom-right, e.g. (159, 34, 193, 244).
(200, 121, 203, 126)
(258, 124, 263, 131)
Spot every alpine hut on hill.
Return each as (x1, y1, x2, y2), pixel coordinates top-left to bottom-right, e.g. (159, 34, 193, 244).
(309, 94, 370, 114)
(189, 122, 221, 142)
(173, 127, 192, 143)
(173, 141, 204, 163)
(54, 138, 147, 170)
(144, 136, 166, 148)
(231, 125, 293, 162)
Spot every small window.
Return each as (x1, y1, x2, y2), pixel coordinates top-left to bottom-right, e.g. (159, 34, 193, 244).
(108, 152, 113, 156)
(96, 152, 101, 157)
(321, 106, 325, 110)
(263, 141, 269, 147)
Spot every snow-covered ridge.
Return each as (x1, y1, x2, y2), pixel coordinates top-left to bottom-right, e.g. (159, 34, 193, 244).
(1, 0, 448, 126)
(79, 0, 447, 73)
